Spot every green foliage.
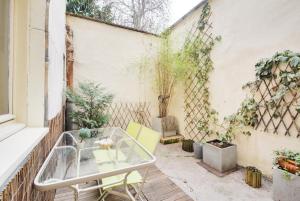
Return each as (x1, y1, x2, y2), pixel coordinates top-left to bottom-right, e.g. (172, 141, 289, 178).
(197, 109, 218, 142)
(79, 128, 91, 142)
(154, 31, 192, 117)
(255, 50, 300, 80)
(66, 82, 113, 129)
(282, 170, 292, 180)
(155, 2, 222, 119)
(180, 2, 222, 142)
(229, 50, 300, 142)
(217, 132, 234, 144)
(66, 0, 114, 22)
(238, 98, 259, 127)
(197, 2, 211, 31)
(245, 50, 300, 113)
(215, 98, 258, 143)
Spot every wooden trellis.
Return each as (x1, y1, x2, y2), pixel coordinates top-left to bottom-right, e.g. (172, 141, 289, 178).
(105, 102, 151, 129)
(253, 63, 300, 138)
(184, 4, 214, 141)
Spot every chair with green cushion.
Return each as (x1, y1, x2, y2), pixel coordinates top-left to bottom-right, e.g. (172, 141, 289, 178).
(126, 121, 142, 139)
(98, 126, 161, 201)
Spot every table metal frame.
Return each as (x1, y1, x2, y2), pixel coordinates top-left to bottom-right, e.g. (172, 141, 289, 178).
(34, 128, 156, 201)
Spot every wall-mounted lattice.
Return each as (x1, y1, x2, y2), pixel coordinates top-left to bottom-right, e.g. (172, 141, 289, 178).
(105, 102, 151, 129)
(253, 63, 300, 138)
(184, 3, 214, 141)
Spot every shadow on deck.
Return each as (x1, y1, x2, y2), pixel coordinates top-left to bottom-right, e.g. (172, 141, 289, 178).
(54, 166, 193, 201)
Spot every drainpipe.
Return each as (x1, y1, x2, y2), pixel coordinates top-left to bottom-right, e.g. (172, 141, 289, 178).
(44, 0, 50, 127)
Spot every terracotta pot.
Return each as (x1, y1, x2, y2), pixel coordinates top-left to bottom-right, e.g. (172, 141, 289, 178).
(278, 158, 300, 174)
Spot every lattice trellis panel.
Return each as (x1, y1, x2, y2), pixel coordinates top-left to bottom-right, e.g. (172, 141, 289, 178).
(253, 64, 300, 138)
(184, 5, 214, 141)
(105, 102, 151, 129)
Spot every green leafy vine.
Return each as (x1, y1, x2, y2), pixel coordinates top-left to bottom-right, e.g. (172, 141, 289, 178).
(244, 50, 300, 115)
(182, 2, 261, 144)
(182, 5, 300, 143)
(220, 50, 300, 143)
(181, 2, 221, 142)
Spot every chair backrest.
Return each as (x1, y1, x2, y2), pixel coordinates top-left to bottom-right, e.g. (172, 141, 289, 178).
(137, 126, 161, 154)
(126, 121, 142, 139)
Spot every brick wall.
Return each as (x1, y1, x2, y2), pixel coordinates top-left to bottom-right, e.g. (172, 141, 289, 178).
(1, 111, 64, 201)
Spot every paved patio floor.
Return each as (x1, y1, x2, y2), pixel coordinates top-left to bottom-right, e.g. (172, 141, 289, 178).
(155, 143, 273, 201)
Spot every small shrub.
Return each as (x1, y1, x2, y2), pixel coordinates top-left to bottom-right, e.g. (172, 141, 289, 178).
(79, 128, 91, 142)
(66, 82, 114, 129)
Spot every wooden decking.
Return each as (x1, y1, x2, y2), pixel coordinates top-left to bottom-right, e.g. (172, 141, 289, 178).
(54, 166, 193, 201)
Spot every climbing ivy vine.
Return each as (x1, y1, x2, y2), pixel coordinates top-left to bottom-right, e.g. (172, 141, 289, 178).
(244, 50, 300, 113)
(181, 2, 221, 142)
(224, 50, 300, 142)
(182, 2, 260, 143)
(183, 4, 300, 142)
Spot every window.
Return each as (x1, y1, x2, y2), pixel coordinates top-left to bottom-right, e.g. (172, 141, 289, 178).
(0, 0, 11, 116)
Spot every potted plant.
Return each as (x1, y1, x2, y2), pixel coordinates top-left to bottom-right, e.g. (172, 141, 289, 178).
(151, 31, 188, 138)
(66, 81, 114, 133)
(202, 114, 238, 173)
(202, 98, 257, 172)
(78, 128, 91, 149)
(203, 133, 237, 173)
(273, 149, 300, 201)
(193, 110, 218, 159)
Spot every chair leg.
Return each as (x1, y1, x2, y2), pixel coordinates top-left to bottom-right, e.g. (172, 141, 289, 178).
(69, 185, 79, 201)
(97, 180, 106, 201)
(124, 172, 136, 201)
(134, 168, 150, 200)
(74, 191, 79, 201)
(97, 191, 108, 201)
(124, 184, 136, 201)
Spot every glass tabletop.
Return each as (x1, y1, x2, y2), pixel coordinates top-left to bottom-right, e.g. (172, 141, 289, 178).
(34, 127, 155, 190)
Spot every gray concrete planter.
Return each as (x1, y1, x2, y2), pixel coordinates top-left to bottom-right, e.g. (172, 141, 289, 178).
(203, 139, 237, 173)
(273, 167, 300, 201)
(152, 116, 177, 138)
(193, 142, 204, 159)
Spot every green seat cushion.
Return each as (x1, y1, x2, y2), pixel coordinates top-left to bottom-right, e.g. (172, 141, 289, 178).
(102, 170, 142, 190)
(126, 122, 142, 139)
(138, 126, 161, 153)
(93, 149, 142, 189)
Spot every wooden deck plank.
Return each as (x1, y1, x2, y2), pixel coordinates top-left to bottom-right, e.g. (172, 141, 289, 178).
(54, 166, 193, 201)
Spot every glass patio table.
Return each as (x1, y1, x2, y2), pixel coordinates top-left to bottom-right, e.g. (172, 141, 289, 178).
(34, 127, 156, 200)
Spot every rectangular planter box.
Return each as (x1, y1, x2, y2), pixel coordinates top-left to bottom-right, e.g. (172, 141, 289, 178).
(203, 140, 237, 173)
(193, 142, 204, 159)
(273, 167, 300, 201)
(152, 116, 177, 138)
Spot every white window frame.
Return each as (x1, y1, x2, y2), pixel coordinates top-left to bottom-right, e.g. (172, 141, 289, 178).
(0, 0, 14, 124)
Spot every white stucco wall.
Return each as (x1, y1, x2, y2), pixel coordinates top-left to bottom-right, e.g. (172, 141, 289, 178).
(11, 0, 47, 126)
(7, 0, 66, 126)
(170, 0, 300, 176)
(66, 0, 300, 176)
(48, 0, 66, 120)
(67, 15, 160, 116)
